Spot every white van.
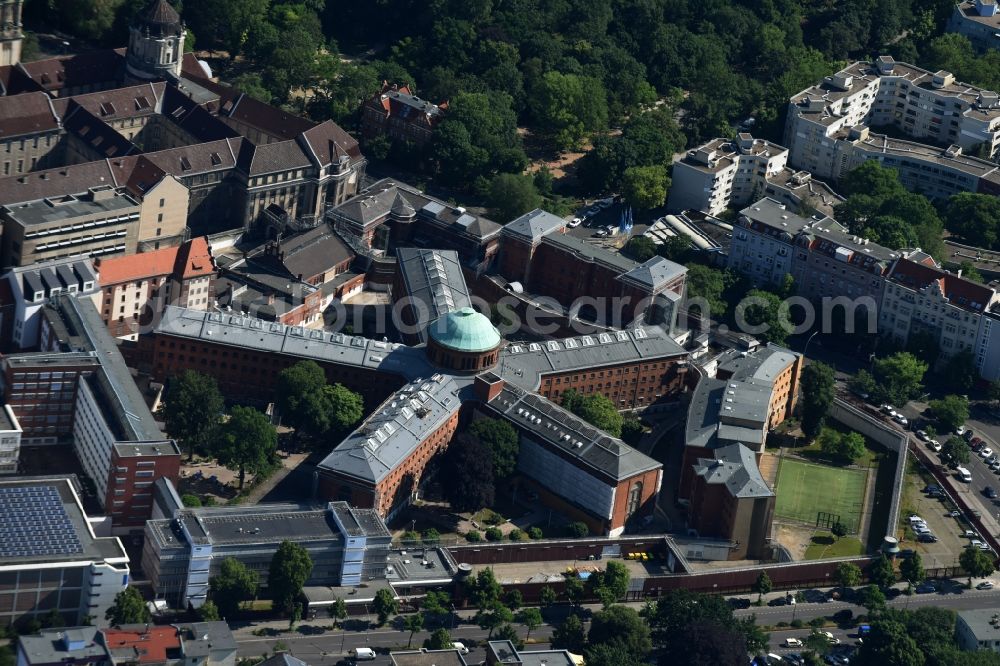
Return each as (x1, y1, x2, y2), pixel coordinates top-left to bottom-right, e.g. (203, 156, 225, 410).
(348, 647, 376, 661)
(451, 642, 469, 655)
(958, 466, 973, 482)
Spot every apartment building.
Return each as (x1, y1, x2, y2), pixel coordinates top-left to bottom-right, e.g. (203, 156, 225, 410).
(2, 257, 98, 350)
(17, 622, 237, 666)
(730, 197, 902, 305)
(669, 135, 844, 217)
(785, 57, 1000, 196)
(881, 257, 1000, 380)
(142, 501, 390, 609)
(361, 82, 445, 146)
(0, 477, 130, 629)
(93, 237, 215, 340)
(948, 0, 1000, 52)
(956, 609, 1000, 652)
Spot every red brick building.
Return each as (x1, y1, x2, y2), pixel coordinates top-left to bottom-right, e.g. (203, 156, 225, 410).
(360, 83, 446, 146)
(106, 442, 181, 528)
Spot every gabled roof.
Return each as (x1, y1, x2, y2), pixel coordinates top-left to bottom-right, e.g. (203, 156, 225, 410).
(17, 49, 125, 94)
(245, 140, 312, 176)
(299, 119, 363, 165)
(0, 91, 59, 138)
(887, 257, 997, 313)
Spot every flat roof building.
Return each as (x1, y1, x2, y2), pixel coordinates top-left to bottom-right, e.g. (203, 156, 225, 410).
(957, 609, 1000, 652)
(0, 476, 129, 628)
(948, 0, 1000, 52)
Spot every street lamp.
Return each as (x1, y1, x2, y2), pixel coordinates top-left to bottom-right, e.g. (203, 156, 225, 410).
(803, 330, 820, 359)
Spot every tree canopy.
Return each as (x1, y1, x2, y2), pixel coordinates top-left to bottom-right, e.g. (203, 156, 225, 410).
(560, 390, 623, 437)
(467, 418, 520, 479)
(268, 540, 313, 614)
(442, 433, 495, 511)
(929, 395, 970, 432)
(162, 370, 224, 460)
(106, 587, 151, 625)
(801, 362, 836, 438)
(209, 557, 260, 619)
(215, 406, 277, 489)
(872, 353, 927, 406)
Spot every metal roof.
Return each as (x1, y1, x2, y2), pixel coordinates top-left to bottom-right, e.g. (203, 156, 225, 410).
(427, 307, 502, 353)
(693, 443, 773, 499)
(397, 248, 471, 343)
(618, 256, 687, 291)
(501, 208, 565, 242)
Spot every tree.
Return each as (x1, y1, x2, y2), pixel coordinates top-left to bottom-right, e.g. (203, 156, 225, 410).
(840, 161, 907, 200)
(431, 91, 526, 187)
(322, 383, 365, 439)
(162, 370, 223, 460)
(209, 557, 259, 619)
(859, 584, 887, 616)
(468, 418, 520, 479)
(196, 600, 219, 621)
(539, 586, 557, 608)
(215, 406, 277, 489)
(588, 606, 651, 656)
(657, 235, 692, 265)
(181, 494, 202, 507)
(530, 71, 608, 150)
(593, 561, 630, 604)
(487, 174, 542, 224)
(503, 589, 523, 612)
(275, 361, 326, 434)
(552, 614, 586, 653)
(328, 597, 347, 627)
(872, 353, 927, 405)
(900, 552, 926, 590)
(737, 289, 792, 345)
(564, 392, 623, 437)
(421, 590, 451, 625)
(564, 575, 585, 607)
(423, 628, 454, 651)
(476, 601, 514, 638)
(403, 613, 424, 647)
(869, 553, 897, 590)
(801, 362, 836, 438)
(668, 620, 750, 666)
(684, 264, 728, 319)
(831, 522, 848, 539)
(929, 395, 970, 432)
(754, 571, 773, 603)
(566, 522, 589, 538)
(621, 416, 644, 446)
(373, 588, 399, 625)
(960, 545, 995, 586)
(268, 541, 313, 614)
(942, 436, 970, 465)
(943, 192, 1000, 249)
(624, 236, 657, 262)
(422, 528, 441, 546)
(958, 261, 984, 284)
(442, 433, 495, 511)
(850, 370, 877, 399)
(857, 618, 925, 666)
(806, 630, 833, 658)
(622, 165, 669, 211)
(517, 607, 542, 639)
(105, 587, 151, 625)
(493, 623, 523, 649)
(834, 562, 863, 595)
(940, 351, 978, 394)
(818, 428, 866, 464)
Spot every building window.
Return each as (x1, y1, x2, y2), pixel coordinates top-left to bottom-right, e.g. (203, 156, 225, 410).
(626, 481, 643, 518)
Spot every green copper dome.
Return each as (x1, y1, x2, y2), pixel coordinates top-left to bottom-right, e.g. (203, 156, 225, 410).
(429, 307, 502, 352)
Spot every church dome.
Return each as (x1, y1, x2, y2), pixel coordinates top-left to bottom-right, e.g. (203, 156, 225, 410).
(428, 307, 501, 353)
(135, 0, 184, 37)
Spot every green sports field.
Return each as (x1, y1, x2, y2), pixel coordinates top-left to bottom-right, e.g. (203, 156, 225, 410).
(774, 458, 868, 532)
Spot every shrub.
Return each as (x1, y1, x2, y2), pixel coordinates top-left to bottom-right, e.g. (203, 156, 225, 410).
(528, 527, 544, 540)
(809, 617, 826, 628)
(422, 528, 441, 545)
(566, 522, 589, 538)
(485, 527, 504, 541)
(465, 530, 482, 543)
(401, 530, 420, 542)
(508, 529, 528, 542)
(791, 619, 804, 629)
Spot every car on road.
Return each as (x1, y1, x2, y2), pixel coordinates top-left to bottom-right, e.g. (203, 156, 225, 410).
(985, 487, 998, 499)
(568, 217, 583, 228)
(977, 581, 995, 590)
(893, 413, 909, 426)
(916, 581, 937, 593)
(981, 448, 994, 459)
(817, 631, 841, 644)
(949, 510, 962, 517)
(784, 638, 804, 648)
(918, 533, 939, 543)
(728, 597, 752, 609)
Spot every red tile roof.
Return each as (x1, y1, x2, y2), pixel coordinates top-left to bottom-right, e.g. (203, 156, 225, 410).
(888, 258, 997, 312)
(101, 626, 180, 663)
(95, 238, 215, 285)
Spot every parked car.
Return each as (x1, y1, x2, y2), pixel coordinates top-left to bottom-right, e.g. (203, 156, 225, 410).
(916, 582, 937, 593)
(923, 484, 942, 494)
(818, 631, 840, 644)
(585, 206, 601, 217)
(918, 533, 939, 543)
(930, 440, 942, 452)
(595, 229, 609, 237)
(977, 581, 995, 590)
(784, 638, 804, 648)
(893, 413, 909, 427)
(596, 197, 614, 209)
(916, 430, 930, 442)
(985, 487, 998, 499)
(785, 654, 805, 666)
(882, 404, 897, 414)
(956, 425, 968, 436)
(987, 456, 998, 466)
(971, 437, 984, 447)
(908, 514, 925, 523)
(972, 540, 988, 549)
(977, 542, 992, 552)
(568, 217, 583, 228)
(991, 460, 1000, 472)
(965, 429, 976, 441)
(728, 597, 752, 609)
(949, 510, 962, 518)
(980, 448, 994, 459)
(964, 530, 978, 538)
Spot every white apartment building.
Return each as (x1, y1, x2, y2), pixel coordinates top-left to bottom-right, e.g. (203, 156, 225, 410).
(5, 258, 98, 349)
(881, 257, 1000, 380)
(729, 197, 903, 304)
(670, 135, 844, 217)
(948, 0, 1000, 52)
(785, 57, 1000, 196)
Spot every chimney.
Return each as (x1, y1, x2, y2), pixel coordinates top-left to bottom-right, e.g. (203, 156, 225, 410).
(474, 374, 505, 403)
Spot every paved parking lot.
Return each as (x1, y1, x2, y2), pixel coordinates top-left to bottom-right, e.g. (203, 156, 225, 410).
(900, 457, 978, 568)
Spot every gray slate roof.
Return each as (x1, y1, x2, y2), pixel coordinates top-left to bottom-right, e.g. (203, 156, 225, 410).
(318, 374, 472, 483)
(155, 306, 433, 380)
(693, 443, 773, 499)
(501, 208, 565, 242)
(485, 383, 661, 482)
(499, 326, 687, 392)
(619, 256, 687, 291)
(541, 232, 636, 272)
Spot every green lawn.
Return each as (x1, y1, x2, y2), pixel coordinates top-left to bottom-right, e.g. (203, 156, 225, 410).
(774, 458, 868, 532)
(804, 532, 866, 560)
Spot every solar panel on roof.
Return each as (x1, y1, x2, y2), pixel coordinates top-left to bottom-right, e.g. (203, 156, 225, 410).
(0, 486, 82, 559)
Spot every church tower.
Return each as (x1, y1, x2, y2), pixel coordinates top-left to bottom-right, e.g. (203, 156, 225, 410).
(0, 0, 23, 66)
(125, 0, 185, 83)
